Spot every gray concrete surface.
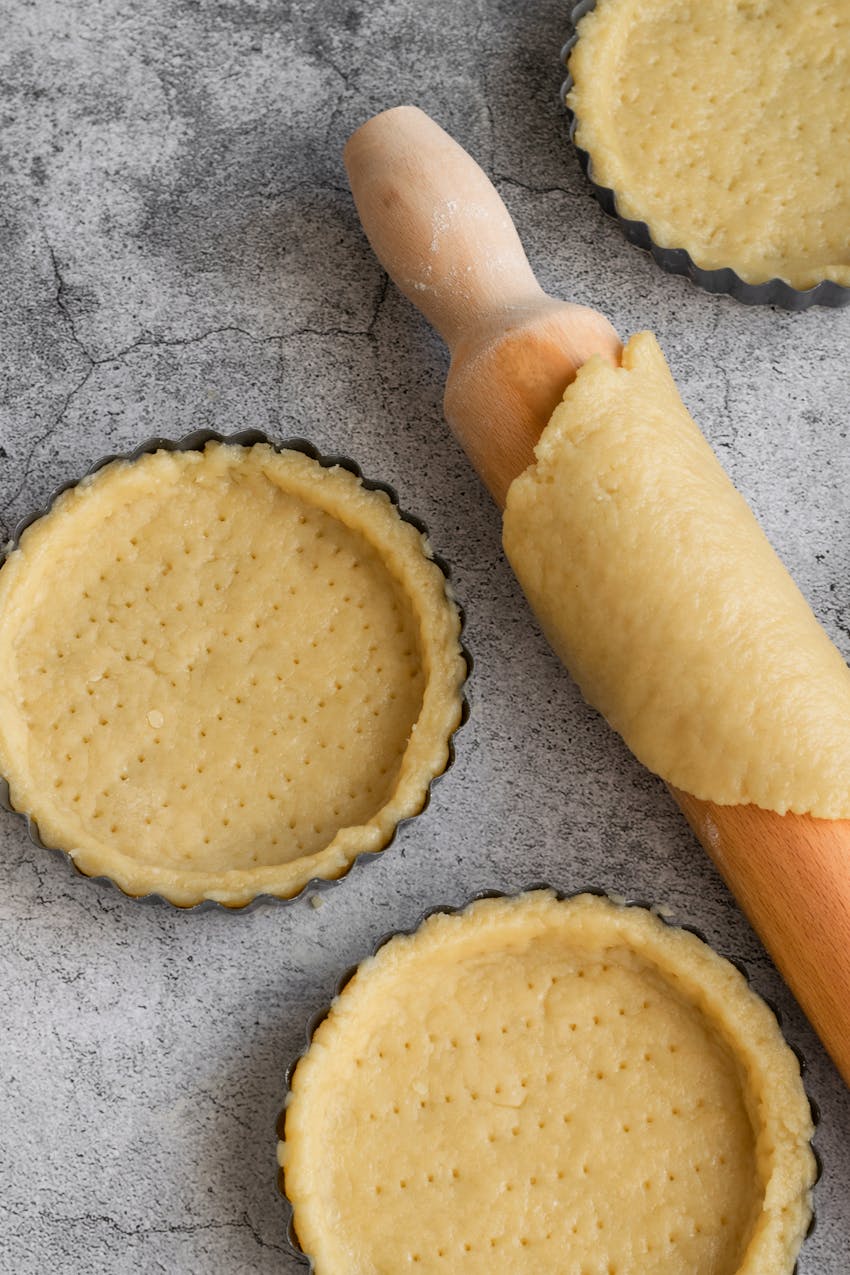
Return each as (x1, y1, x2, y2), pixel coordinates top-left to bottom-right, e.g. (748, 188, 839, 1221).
(1, 0, 849, 1270)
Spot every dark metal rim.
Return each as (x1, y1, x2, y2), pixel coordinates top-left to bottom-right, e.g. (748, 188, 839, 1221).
(275, 883, 821, 1268)
(0, 427, 472, 914)
(560, 0, 850, 310)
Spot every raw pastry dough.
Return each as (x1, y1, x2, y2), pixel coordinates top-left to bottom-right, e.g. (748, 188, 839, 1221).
(568, 0, 850, 289)
(504, 332, 850, 816)
(0, 444, 465, 906)
(282, 891, 814, 1275)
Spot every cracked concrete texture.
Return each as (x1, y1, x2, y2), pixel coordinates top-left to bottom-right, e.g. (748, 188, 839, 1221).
(1, 0, 849, 1270)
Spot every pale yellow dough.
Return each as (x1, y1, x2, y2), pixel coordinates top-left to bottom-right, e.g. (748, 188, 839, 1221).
(568, 0, 850, 289)
(504, 331, 850, 817)
(0, 444, 465, 906)
(282, 892, 814, 1275)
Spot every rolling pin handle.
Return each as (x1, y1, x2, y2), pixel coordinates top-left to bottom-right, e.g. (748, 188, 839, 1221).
(344, 105, 545, 349)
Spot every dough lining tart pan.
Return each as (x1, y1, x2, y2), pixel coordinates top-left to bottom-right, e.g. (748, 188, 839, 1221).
(277, 887, 820, 1274)
(560, 0, 850, 310)
(0, 429, 469, 911)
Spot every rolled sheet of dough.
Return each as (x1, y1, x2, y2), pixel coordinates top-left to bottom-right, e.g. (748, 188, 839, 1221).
(503, 331, 850, 817)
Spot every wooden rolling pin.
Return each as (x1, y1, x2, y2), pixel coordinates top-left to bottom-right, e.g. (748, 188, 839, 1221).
(345, 105, 850, 1086)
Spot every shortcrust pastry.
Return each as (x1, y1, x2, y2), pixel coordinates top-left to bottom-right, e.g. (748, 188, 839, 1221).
(568, 0, 850, 289)
(504, 332, 850, 817)
(282, 891, 814, 1274)
(0, 443, 465, 905)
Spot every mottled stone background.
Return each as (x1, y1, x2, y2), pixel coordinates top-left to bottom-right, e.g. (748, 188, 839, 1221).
(1, 0, 848, 1270)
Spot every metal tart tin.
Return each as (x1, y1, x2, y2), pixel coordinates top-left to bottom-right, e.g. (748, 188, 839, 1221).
(561, 0, 850, 311)
(0, 428, 471, 913)
(276, 884, 821, 1269)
